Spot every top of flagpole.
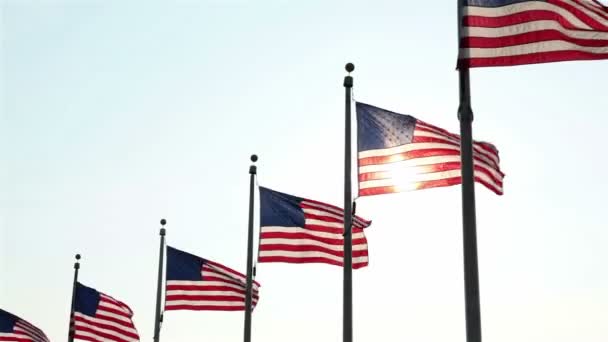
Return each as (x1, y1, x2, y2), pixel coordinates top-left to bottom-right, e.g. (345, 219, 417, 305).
(344, 63, 354, 88)
(74, 254, 81, 270)
(250, 154, 257, 175)
(345, 63, 354, 73)
(160, 219, 166, 236)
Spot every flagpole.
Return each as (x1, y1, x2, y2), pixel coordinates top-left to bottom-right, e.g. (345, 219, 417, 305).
(343, 62, 354, 342)
(153, 219, 167, 342)
(457, 1, 482, 341)
(67, 254, 81, 342)
(244, 154, 258, 342)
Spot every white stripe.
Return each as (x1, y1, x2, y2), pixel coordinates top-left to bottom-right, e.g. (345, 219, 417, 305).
(100, 295, 132, 316)
(467, 19, 608, 39)
(201, 268, 260, 290)
(360, 155, 461, 172)
(576, 1, 608, 19)
(205, 263, 247, 283)
(302, 209, 370, 229)
(305, 218, 344, 229)
(463, 39, 608, 57)
(359, 169, 502, 191)
(415, 128, 460, 143)
(168, 279, 247, 291)
(359, 155, 504, 181)
(303, 208, 345, 222)
(202, 268, 246, 285)
(415, 129, 500, 167)
(259, 250, 368, 264)
(72, 330, 105, 341)
(301, 200, 371, 227)
(584, 0, 605, 8)
(74, 317, 137, 341)
(73, 329, 137, 342)
(560, 0, 608, 25)
(260, 226, 366, 240)
(165, 300, 247, 307)
(98, 302, 131, 318)
(359, 142, 460, 158)
(300, 200, 342, 216)
(93, 309, 133, 325)
(15, 323, 47, 341)
(165, 290, 258, 299)
(0, 332, 31, 339)
(14, 325, 48, 342)
(166, 279, 258, 292)
(260, 238, 368, 251)
(74, 312, 138, 335)
(464, 2, 592, 30)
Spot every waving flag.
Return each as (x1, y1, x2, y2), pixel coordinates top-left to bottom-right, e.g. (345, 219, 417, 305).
(72, 283, 140, 342)
(165, 246, 260, 311)
(357, 102, 504, 196)
(258, 187, 372, 269)
(0, 308, 49, 342)
(459, 0, 608, 67)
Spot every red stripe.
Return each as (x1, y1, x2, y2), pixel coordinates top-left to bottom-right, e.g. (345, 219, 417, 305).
(415, 123, 460, 142)
(261, 231, 347, 245)
(204, 260, 257, 287)
(464, 30, 608, 49)
(412, 133, 500, 168)
(359, 175, 503, 196)
(300, 203, 371, 227)
(301, 200, 372, 225)
(73, 334, 101, 342)
(0, 338, 31, 342)
(74, 316, 138, 340)
(166, 284, 256, 296)
(465, 10, 587, 30)
(94, 307, 131, 322)
(300, 224, 344, 234)
(476, 141, 499, 158)
(90, 312, 133, 329)
(590, 0, 608, 8)
(99, 297, 133, 317)
(13, 326, 46, 342)
(359, 150, 501, 176)
(165, 305, 246, 311)
(303, 212, 345, 224)
(359, 162, 504, 187)
(573, 0, 608, 20)
(547, 0, 608, 30)
(300, 199, 344, 213)
(387, 137, 500, 169)
(359, 148, 461, 166)
(73, 325, 131, 342)
(200, 274, 248, 289)
(202, 269, 248, 287)
(262, 226, 363, 234)
(258, 256, 368, 269)
(412, 134, 459, 146)
(259, 244, 368, 258)
(14, 327, 46, 342)
(166, 294, 249, 302)
(459, 49, 608, 67)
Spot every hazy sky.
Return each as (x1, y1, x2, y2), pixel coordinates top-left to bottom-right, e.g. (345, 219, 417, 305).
(2, 1, 607, 342)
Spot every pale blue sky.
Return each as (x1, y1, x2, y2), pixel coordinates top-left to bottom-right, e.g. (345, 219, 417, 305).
(1, 1, 607, 341)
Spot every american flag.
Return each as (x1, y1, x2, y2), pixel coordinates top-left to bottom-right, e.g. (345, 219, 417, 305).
(0, 308, 49, 342)
(458, 0, 608, 67)
(72, 282, 140, 342)
(258, 187, 372, 269)
(356, 102, 504, 196)
(165, 246, 260, 311)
